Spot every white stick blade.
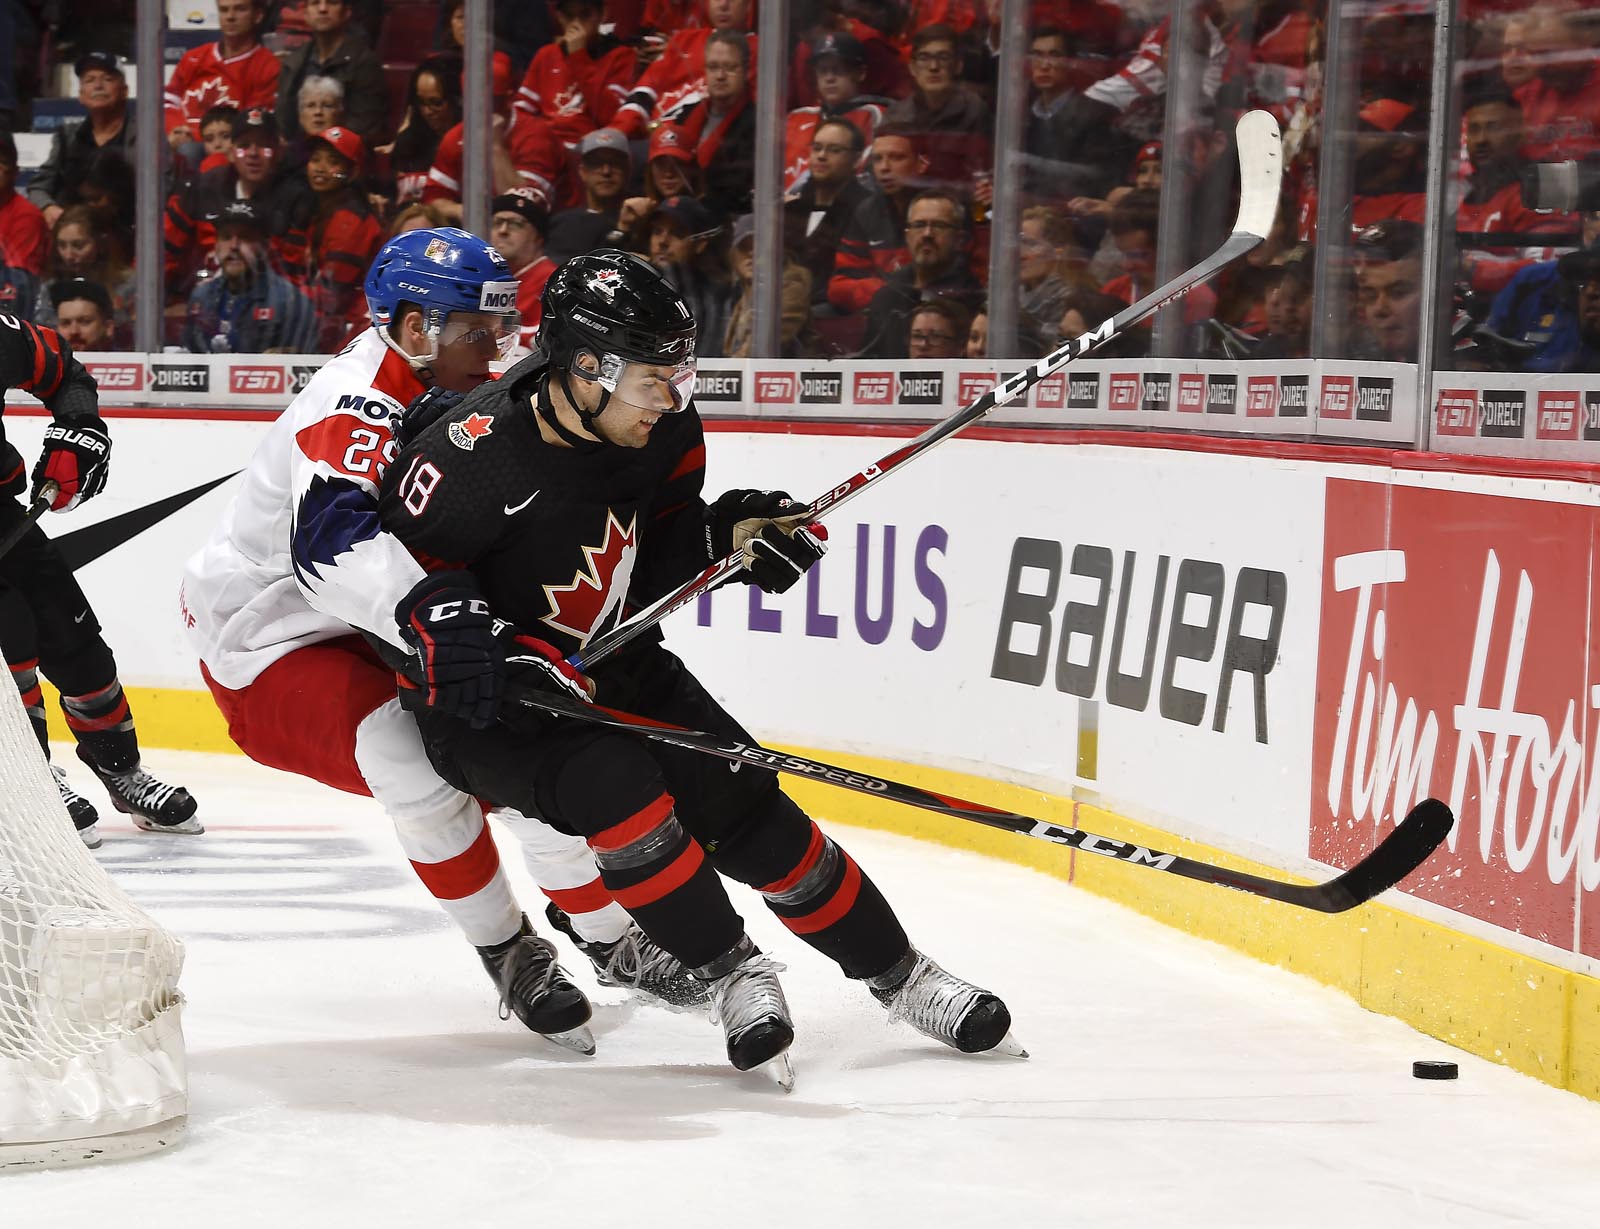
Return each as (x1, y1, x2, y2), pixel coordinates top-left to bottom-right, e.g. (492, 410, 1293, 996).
(1232, 109, 1283, 241)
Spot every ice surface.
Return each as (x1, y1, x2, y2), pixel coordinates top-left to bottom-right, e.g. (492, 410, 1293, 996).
(10, 748, 1600, 1227)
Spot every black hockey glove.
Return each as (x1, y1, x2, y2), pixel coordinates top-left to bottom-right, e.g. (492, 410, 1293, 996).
(396, 572, 504, 729)
(397, 386, 465, 451)
(32, 421, 110, 511)
(704, 489, 829, 594)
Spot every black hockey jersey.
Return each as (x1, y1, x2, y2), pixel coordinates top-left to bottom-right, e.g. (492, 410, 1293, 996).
(0, 315, 104, 498)
(377, 351, 710, 673)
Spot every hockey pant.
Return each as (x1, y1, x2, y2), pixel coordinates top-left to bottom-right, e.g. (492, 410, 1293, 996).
(200, 636, 626, 948)
(0, 501, 141, 773)
(411, 647, 913, 978)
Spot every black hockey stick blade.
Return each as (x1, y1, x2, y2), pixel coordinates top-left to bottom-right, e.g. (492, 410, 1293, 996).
(0, 481, 56, 564)
(1296, 798, 1454, 913)
(503, 678, 1449, 915)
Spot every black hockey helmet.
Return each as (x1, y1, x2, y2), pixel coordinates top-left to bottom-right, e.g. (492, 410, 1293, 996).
(539, 248, 697, 382)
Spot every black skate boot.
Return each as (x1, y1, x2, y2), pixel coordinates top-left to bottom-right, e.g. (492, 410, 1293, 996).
(76, 746, 202, 835)
(868, 949, 1027, 1057)
(695, 934, 795, 1090)
(53, 765, 102, 849)
(545, 902, 710, 1010)
(477, 914, 595, 1054)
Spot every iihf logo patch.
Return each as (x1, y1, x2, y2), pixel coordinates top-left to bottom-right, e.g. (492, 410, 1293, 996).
(447, 412, 495, 450)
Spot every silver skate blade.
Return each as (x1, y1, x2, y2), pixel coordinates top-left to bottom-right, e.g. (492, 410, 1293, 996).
(132, 815, 205, 835)
(759, 1051, 796, 1092)
(991, 1031, 1029, 1059)
(543, 1024, 596, 1055)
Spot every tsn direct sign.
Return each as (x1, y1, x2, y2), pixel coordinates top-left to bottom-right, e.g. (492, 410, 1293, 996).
(229, 364, 287, 396)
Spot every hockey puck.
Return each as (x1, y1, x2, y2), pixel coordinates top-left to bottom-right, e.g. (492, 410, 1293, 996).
(1412, 1060, 1459, 1080)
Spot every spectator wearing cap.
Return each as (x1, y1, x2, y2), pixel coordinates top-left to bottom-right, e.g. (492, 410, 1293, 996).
(27, 52, 138, 230)
(785, 4, 906, 110)
(1352, 98, 1428, 228)
(422, 59, 559, 224)
(278, 125, 383, 348)
(384, 56, 464, 207)
(37, 206, 133, 345)
(642, 125, 705, 203)
(786, 117, 871, 308)
(546, 128, 633, 265)
(1487, 211, 1600, 372)
(1513, 8, 1600, 163)
(275, 0, 387, 145)
(724, 212, 813, 357)
(828, 123, 926, 315)
(165, 108, 286, 296)
(647, 194, 735, 356)
(50, 278, 116, 352)
(489, 190, 556, 351)
(513, 0, 636, 150)
(184, 201, 315, 353)
(860, 189, 984, 358)
(881, 25, 992, 193)
(662, 30, 758, 218)
(1352, 219, 1423, 362)
(1457, 77, 1574, 297)
(0, 132, 49, 277)
(780, 32, 885, 193)
(613, 0, 757, 138)
(163, 0, 279, 170)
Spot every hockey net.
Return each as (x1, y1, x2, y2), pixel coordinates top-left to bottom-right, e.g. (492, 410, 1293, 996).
(0, 660, 187, 1168)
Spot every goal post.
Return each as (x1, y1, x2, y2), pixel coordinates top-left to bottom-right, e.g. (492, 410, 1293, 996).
(0, 653, 187, 1169)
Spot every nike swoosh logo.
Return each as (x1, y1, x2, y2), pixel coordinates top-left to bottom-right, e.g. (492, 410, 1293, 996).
(504, 490, 539, 516)
(73, 609, 88, 623)
(56, 471, 241, 571)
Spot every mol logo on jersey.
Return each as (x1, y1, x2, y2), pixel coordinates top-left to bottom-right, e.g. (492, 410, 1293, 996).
(230, 365, 285, 395)
(543, 509, 639, 644)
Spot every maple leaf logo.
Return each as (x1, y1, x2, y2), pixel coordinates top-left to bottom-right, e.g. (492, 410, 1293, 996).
(542, 509, 638, 645)
(447, 412, 495, 451)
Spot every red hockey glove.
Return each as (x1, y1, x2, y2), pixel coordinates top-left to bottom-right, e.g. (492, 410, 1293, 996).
(33, 421, 110, 510)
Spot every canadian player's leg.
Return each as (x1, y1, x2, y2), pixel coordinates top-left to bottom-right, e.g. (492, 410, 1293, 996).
(414, 709, 793, 1073)
(0, 511, 198, 835)
(640, 650, 1021, 1056)
(0, 581, 101, 843)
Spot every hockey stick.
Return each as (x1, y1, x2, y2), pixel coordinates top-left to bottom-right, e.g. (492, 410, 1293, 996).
(568, 110, 1285, 671)
(504, 679, 1452, 915)
(0, 481, 57, 564)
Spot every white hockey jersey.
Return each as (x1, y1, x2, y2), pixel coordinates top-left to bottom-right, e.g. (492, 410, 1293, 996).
(181, 329, 429, 689)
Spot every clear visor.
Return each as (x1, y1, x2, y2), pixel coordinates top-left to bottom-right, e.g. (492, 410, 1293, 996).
(592, 351, 697, 413)
(433, 310, 521, 360)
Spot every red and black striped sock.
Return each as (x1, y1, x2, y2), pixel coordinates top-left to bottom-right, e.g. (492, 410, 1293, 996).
(8, 658, 48, 755)
(61, 679, 138, 773)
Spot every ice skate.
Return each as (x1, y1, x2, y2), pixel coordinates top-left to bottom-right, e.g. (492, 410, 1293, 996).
(76, 746, 202, 835)
(53, 765, 101, 849)
(545, 903, 710, 1010)
(696, 935, 795, 1091)
(477, 915, 595, 1054)
(869, 949, 1027, 1058)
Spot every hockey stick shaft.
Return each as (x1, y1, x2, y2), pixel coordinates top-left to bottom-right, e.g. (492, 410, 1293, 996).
(0, 481, 57, 564)
(569, 111, 1284, 671)
(505, 678, 1452, 914)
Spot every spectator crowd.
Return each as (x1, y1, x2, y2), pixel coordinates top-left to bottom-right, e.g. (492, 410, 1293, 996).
(0, 0, 1595, 370)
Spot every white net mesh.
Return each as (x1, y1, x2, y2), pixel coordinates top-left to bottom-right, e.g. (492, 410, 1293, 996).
(0, 657, 187, 1167)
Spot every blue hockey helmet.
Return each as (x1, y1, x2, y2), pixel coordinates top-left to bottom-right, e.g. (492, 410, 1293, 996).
(365, 227, 520, 362)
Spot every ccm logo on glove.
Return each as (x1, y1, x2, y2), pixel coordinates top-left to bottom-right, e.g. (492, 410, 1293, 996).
(34, 422, 111, 511)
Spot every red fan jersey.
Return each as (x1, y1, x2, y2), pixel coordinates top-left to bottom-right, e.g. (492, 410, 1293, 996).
(163, 42, 281, 135)
(513, 39, 637, 148)
(613, 30, 757, 137)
